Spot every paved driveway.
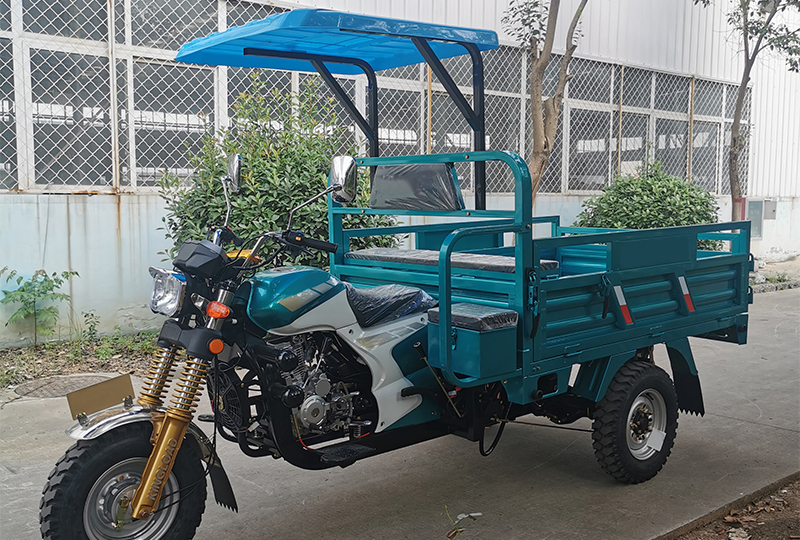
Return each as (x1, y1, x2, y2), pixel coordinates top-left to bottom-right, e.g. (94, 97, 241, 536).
(2, 290, 798, 540)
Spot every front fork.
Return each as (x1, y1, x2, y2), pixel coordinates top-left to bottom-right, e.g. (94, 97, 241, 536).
(129, 287, 232, 520)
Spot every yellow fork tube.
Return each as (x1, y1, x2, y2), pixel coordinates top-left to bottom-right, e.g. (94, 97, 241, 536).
(130, 356, 209, 519)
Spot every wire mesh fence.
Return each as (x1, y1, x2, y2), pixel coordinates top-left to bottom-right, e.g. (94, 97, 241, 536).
(0, 0, 750, 196)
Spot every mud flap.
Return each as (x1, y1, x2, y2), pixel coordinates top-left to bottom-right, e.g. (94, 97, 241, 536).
(185, 423, 239, 512)
(665, 338, 705, 416)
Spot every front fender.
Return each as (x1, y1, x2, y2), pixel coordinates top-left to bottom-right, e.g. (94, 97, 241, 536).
(67, 403, 238, 512)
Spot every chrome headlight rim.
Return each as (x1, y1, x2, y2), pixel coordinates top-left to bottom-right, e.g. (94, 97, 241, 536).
(148, 267, 187, 317)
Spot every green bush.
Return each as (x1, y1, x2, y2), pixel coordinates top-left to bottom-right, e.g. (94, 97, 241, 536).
(574, 161, 719, 235)
(1, 267, 78, 345)
(159, 75, 395, 266)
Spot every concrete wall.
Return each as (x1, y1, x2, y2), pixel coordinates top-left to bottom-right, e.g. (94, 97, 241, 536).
(2, 190, 797, 347)
(0, 194, 170, 346)
(750, 198, 800, 256)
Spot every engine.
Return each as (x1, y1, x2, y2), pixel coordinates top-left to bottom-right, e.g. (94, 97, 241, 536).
(277, 334, 373, 438)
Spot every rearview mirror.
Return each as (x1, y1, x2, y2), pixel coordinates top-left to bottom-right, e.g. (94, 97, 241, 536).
(227, 153, 241, 193)
(330, 156, 357, 204)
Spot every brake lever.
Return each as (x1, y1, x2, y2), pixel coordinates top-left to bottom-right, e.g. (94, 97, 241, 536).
(289, 244, 314, 258)
(275, 232, 313, 258)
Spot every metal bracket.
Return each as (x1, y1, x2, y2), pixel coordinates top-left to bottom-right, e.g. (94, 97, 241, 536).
(599, 273, 612, 319)
(527, 269, 539, 312)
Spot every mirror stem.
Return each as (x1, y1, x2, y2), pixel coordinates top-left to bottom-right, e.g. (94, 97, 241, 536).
(286, 184, 341, 232)
(221, 177, 232, 228)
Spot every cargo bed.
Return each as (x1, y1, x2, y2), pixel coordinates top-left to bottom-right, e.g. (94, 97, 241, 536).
(328, 151, 751, 406)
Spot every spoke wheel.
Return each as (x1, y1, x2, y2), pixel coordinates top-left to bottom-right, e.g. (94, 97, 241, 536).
(40, 423, 206, 540)
(592, 360, 678, 484)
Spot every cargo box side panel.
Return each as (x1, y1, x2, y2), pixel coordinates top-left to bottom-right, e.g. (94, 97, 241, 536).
(535, 255, 750, 362)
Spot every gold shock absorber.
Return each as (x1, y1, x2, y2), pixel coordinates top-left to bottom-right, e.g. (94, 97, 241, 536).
(137, 346, 179, 408)
(130, 356, 209, 520)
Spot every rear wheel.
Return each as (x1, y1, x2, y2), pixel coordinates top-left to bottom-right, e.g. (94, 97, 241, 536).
(592, 361, 678, 484)
(40, 422, 206, 540)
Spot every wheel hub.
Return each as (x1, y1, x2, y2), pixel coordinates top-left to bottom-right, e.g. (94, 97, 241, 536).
(83, 457, 179, 540)
(625, 389, 667, 461)
(629, 404, 653, 441)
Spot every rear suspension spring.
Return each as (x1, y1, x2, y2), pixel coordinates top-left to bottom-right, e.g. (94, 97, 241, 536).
(138, 346, 178, 408)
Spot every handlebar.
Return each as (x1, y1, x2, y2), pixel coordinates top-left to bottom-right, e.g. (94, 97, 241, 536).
(212, 226, 244, 247)
(282, 231, 338, 254)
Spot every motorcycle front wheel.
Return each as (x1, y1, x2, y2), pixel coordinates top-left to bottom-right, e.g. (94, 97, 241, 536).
(40, 422, 206, 540)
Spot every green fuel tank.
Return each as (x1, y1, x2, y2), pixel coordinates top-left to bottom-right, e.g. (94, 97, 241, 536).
(243, 266, 344, 331)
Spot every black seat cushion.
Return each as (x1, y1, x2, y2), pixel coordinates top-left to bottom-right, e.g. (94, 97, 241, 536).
(344, 283, 437, 328)
(345, 248, 559, 272)
(428, 303, 519, 332)
(369, 163, 464, 211)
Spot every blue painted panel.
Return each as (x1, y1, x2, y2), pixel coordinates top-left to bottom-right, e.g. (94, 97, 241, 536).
(176, 9, 498, 74)
(247, 266, 344, 331)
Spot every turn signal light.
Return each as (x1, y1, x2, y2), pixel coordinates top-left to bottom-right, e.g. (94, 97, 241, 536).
(208, 339, 225, 355)
(206, 301, 231, 319)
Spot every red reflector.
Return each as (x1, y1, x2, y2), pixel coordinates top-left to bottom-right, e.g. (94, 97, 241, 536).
(209, 339, 225, 355)
(678, 276, 695, 312)
(206, 301, 231, 319)
(613, 285, 634, 325)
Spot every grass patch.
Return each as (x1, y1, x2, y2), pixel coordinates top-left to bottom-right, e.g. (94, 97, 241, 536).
(0, 329, 159, 389)
(766, 272, 789, 284)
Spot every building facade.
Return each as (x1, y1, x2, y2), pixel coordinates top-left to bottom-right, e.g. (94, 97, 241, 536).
(0, 0, 797, 344)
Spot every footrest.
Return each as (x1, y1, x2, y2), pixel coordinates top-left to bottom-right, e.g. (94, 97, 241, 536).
(318, 443, 375, 465)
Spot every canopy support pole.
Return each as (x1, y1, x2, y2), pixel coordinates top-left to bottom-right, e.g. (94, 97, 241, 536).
(243, 48, 379, 160)
(412, 37, 486, 210)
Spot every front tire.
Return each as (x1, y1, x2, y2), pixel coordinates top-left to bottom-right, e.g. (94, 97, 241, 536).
(592, 361, 678, 484)
(40, 422, 206, 540)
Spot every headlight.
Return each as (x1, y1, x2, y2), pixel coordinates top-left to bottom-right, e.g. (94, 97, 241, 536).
(149, 267, 186, 317)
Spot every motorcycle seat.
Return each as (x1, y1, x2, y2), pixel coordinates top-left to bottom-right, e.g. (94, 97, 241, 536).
(343, 282, 437, 328)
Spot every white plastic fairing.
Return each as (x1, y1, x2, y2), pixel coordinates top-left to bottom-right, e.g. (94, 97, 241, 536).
(269, 290, 356, 335)
(271, 289, 425, 433)
(336, 315, 427, 432)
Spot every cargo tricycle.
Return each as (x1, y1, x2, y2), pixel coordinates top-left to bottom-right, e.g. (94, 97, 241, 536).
(39, 9, 752, 540)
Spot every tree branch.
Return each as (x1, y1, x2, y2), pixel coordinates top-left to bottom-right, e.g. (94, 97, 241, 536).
(756, 25, 800, 57)
(530, 0, 588, 200)
(741, 0, 750, 60)
(531, 0, 561, 78)
(549, 0, 588, 121)
(750, 0, 780, 62)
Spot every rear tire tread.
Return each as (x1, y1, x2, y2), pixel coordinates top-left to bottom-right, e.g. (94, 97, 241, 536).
(591, 360, 678, 484)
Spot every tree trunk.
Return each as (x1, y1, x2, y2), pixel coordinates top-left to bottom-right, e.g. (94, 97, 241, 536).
(527, 0, 587, 205)
(729, 62, 752, 223)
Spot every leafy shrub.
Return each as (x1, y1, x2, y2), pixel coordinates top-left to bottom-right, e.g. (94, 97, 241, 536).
(159, 76, 395, 266)
(574, 161, 719, 237)
(1, 267, 78, 344)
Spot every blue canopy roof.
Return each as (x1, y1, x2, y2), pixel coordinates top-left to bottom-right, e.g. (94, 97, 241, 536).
(175, 9, 499, 75)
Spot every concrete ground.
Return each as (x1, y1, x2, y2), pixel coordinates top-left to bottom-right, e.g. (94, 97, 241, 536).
(1, 290, 798, 540)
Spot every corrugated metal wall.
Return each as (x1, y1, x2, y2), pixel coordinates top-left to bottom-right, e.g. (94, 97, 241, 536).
(285, 0, 797, 199)
(750, 48, 800, 198)
(285, 0, 745, 79)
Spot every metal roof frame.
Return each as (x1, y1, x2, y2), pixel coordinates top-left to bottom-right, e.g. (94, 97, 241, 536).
(176, 9, 500, 209)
